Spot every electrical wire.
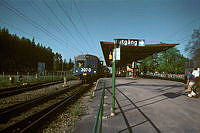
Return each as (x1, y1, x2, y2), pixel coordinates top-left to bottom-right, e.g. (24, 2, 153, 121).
(1, 0, 79, 55)
(28, 0, 63, 34)
(28, 0, 84, 54)
(165, 17, 200, 41)
(0, 21, 78, 55)
(72, 0, 101, 55)
(42, 0, 88, 53)
(56, 0, 96, 53)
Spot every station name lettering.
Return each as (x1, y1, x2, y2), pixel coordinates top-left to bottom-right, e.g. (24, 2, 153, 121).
(116, 39, 138, 46)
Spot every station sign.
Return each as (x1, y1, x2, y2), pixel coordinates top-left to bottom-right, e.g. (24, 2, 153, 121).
(114, 39, 139, 46)
(116, 48, 120, 60)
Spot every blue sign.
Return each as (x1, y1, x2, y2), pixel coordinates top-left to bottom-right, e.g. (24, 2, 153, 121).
(38, 62, 45, 73)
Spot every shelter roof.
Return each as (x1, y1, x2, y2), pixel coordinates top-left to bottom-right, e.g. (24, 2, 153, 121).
(100, 41, 178, 67)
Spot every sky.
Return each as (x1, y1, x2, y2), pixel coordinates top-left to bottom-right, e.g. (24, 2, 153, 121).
(0, 0, 200, 62)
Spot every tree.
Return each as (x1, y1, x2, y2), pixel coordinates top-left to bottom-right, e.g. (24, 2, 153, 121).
(0, 28, 59, 73)
(157, 48, 188, 73)
(185, 27, 200, 67)
(140, 56, 156, 73)
(66, 58, 74, 70)
(140, 47, 188, 74)
(53, 53, 62, 71)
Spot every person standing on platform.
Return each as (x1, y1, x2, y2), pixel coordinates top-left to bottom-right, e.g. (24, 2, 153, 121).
(185, 71, 196, 97)
(185, 71, 195, 92)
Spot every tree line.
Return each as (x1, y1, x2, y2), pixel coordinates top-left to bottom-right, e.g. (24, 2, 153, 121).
(0, 28, 73, 74)
(140, 47, 188, 74)
(185, 27, 200, 67)
(140, 27, 200, 74)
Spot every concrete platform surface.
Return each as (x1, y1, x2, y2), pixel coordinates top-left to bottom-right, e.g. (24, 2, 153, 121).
(73, 78, 200, 133)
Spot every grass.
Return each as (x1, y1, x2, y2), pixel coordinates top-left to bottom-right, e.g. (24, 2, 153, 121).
(71, 104, 81, 117)
(0, 75, 76, 88)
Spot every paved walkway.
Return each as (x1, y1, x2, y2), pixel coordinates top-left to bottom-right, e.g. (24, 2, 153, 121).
(74, 78, 200, 133)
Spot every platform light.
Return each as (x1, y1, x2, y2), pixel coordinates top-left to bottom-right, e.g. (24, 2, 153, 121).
(109, 52, 112, 60)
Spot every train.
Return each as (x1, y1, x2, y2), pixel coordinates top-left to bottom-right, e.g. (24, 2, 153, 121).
(73, 54, 110, 82)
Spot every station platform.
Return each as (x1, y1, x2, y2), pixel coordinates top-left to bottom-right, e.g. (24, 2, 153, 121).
(73, 78, 200, 133)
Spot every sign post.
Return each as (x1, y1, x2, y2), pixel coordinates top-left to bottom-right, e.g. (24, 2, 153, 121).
(116, 48, 120, 60)
(111, 40, 116, 116)
(110, 39, 141, 116)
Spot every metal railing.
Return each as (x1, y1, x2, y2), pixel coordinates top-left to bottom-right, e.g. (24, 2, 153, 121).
(93, 81, 106, 133)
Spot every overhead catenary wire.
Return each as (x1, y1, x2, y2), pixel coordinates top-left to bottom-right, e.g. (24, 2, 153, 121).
(28, 0, 64, 34)
(177, 34, 191, 43)
(28, 0, 84, 54)
(42, 0, 89, 54)
(55, 0, 97, 53)
(1, 0, 80, 55)
(0, 21, 77, 55)
(57, 0, 98, 53)
(72, 0, 101, 55)
(164, 17, 200, 41)
(162, 18, 200, 55)
(0, 21, 36, 39)
(28, 0, 51, 25)
(1, 1, 60, 44)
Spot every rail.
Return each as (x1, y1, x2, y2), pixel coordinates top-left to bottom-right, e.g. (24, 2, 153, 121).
(0, 83, 81, 123)
(0, 83, 89, 132)
(0, 80, 63, 98)
(92, 81, 106, 133)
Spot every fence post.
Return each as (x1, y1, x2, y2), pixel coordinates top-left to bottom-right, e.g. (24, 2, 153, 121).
(43, 70, 46, 80)
(63, 77, 67, 87)
(27, 72, 29, 82)
(35, 73, 38, 79)
(3, 72, 4, 81)
(53, 72, 54, 81)
(17, 72, 19, 81)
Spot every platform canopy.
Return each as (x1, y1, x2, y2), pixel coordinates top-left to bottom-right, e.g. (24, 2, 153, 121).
(100, 41, 178, 67)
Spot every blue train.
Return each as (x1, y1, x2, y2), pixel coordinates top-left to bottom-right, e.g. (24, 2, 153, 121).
(74, 54, 109, 82)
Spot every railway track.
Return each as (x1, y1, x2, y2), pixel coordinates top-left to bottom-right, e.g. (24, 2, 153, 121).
(0, 79, 63, 92)
(0, 83, 92, 133)
(0, 83, 81, 123)
(0, 80, 63, 98)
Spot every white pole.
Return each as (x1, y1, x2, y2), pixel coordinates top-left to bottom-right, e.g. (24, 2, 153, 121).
(53, 72, 54, 81)
(27, 72, 29, 81)
(17, 72, 19, 81)
(3, 72, 4, 81)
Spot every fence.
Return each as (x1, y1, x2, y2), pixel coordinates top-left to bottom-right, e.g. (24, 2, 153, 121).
(0, 71, 73, 88)
(141, 72, 185, 82)
(93, 81, 106, 133)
